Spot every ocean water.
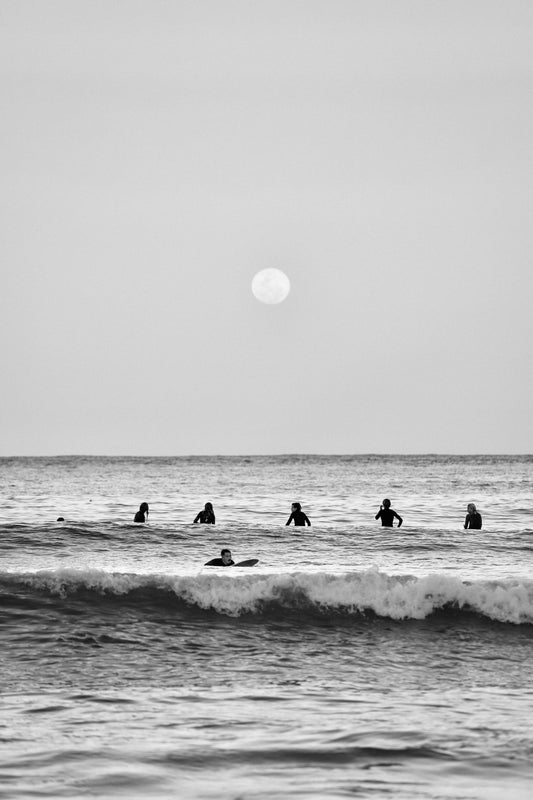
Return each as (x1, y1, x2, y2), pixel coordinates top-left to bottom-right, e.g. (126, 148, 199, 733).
(1, 454, 532, 799)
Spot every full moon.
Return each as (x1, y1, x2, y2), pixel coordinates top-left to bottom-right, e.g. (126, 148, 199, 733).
(251, 269, 291, 304)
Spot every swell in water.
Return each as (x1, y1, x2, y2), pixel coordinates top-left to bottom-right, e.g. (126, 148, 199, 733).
(2, 567, 532, 625)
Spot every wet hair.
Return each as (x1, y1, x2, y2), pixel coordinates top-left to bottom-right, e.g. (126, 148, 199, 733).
(139, 502, 149, 513)
(221, 548, 231, 557)
(292, 502, 302, 512)
(382, 499, 391, 508)
(467, 503, 477, 514)
(205, 502, 213, 512)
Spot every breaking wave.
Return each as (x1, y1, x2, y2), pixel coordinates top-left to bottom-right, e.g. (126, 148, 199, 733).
(1, 568, 532, 625)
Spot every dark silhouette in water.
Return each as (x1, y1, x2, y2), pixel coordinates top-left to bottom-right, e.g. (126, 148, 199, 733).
(286, 502, 311, 527)
(194, 502, 215, 524)
(56, 517, 64, 522)
(134, 502, 149, 523)
(464, 503, 482, 529)
(205, 548, 234, 566)
(204, 549, 258, 567)
(375, 499, 403, 527)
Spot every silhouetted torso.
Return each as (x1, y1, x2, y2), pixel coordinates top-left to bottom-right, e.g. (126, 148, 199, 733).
(465, 512, 482, 529)
(194, 510, 215, 524)
(375, 508, 403, 527)
(286, 511, 311, 526)
(376, 508, 393, 526)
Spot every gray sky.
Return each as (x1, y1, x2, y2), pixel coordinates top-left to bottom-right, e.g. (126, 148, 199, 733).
(1, 0, 532, 455)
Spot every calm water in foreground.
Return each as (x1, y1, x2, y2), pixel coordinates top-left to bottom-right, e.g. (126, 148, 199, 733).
(1, 455, 532, 799)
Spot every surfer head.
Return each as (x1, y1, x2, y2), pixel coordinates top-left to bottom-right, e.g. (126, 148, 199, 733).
(221, 548, 233, 565)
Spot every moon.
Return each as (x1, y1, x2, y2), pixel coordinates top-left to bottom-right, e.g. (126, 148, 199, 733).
(251, 269, 291, 304)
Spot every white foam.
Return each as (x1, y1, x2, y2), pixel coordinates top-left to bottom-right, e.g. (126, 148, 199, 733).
(5, 567, 533, 624)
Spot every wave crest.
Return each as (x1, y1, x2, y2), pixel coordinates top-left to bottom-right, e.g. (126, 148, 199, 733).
(2, 568, 532, 624)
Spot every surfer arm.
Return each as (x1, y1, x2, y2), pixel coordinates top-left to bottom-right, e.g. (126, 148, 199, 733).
(304, 514, 311, 526)
(375, 508, 382, 520)
(193, 513, 201, 523)
(286, 513, 294, 526)
(394, 512, 403, 528)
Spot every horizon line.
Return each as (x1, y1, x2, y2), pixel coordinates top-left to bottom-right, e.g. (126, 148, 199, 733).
(1, 452, 531, 459)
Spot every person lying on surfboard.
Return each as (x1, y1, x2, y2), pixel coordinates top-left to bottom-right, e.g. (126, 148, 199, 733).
(204, 549, 258, 567)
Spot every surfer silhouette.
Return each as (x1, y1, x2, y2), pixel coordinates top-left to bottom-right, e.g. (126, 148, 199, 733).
(134, 502, 149, 523)
(464, 503, 482, 529)
(375, 499, 403, 527)
(194, 502, 215, 524)
(286, 502, 311, 526)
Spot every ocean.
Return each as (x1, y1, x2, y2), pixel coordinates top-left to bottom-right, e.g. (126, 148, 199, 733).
(1, 454, 532, 799)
